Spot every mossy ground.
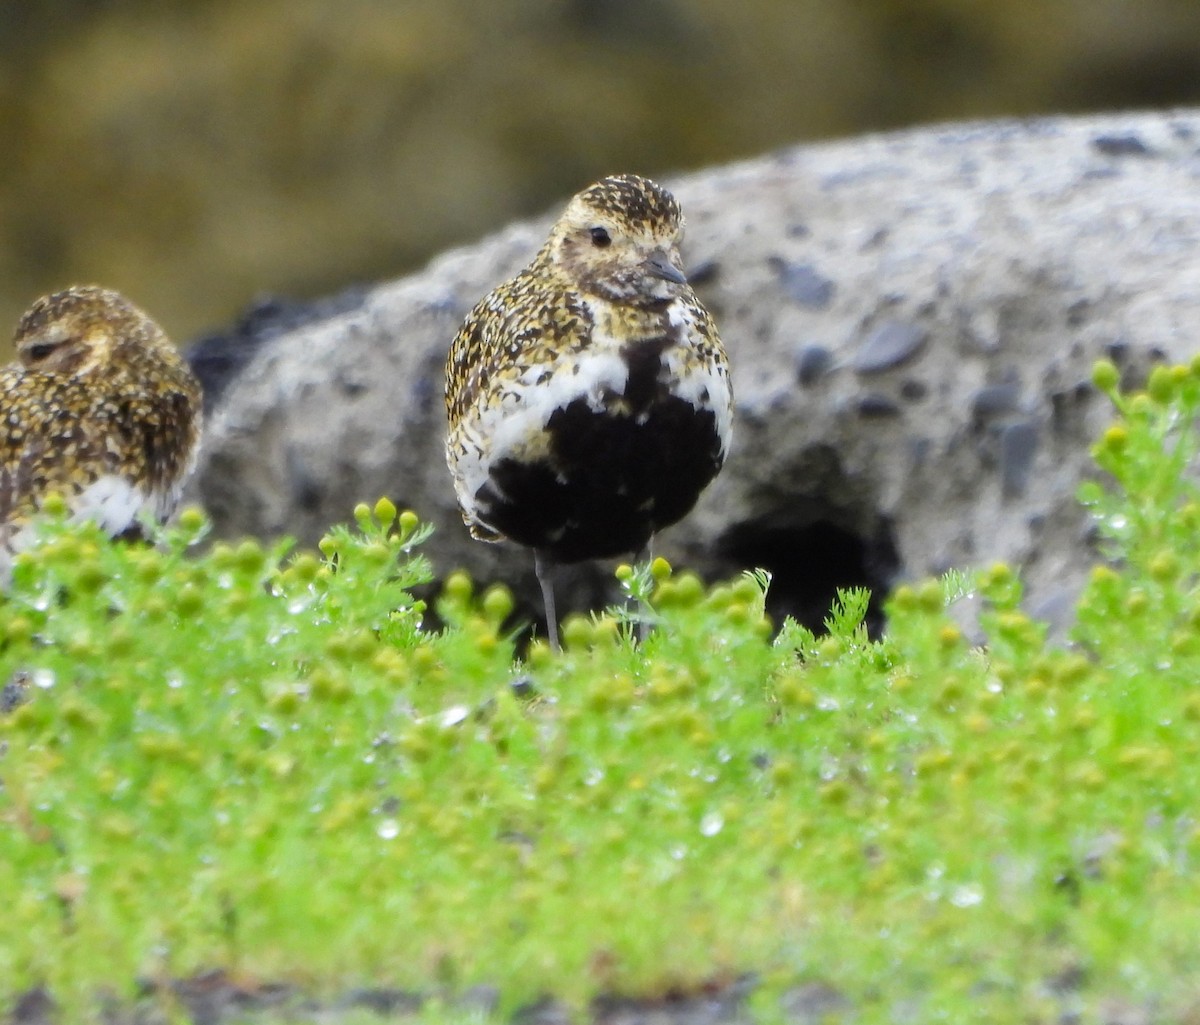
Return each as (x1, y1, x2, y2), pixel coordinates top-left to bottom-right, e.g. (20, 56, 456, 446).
(5, 361, 1200, 1024)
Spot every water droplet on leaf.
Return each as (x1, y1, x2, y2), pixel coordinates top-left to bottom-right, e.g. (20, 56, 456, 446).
(950, 884, 983, 907)
(439, 705, 469, 727)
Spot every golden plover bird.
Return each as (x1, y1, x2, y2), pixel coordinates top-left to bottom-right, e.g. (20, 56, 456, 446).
(0, 286, 203, 556)
(445, 174, 732, 648)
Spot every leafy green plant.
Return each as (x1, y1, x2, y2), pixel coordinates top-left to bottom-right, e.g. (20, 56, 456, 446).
(6, 360, 1200, 1023)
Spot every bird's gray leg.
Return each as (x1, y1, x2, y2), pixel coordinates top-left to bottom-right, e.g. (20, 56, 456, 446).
(534, 548, 560, 651)
(632, 536, 654, 644)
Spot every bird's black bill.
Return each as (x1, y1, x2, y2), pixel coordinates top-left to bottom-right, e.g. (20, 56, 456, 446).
(644, 255, 687, 284)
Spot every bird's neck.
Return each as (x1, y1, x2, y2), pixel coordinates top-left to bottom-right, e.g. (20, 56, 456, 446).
(588, 297, 675, 344)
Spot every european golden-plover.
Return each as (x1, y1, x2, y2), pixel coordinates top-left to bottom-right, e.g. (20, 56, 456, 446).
(445, 174, 732, 647)
(0, 285, 203, 555)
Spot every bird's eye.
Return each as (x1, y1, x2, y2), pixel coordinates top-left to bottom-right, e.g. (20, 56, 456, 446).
(589, 226, 611, 248)
(25, 342, 57, 363)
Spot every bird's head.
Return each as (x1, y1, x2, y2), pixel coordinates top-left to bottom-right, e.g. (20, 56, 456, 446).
(12, 285, 168, 377)
(545, 174, 690, 307)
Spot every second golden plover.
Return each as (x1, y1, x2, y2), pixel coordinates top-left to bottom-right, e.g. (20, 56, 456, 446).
(445, 174, 732, 647)
(0, 285, 203, 557)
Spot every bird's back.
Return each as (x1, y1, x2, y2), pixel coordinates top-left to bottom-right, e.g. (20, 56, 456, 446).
(0, 286, 203, 545)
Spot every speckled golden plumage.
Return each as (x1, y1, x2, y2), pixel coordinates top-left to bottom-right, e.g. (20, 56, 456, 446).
(445, 174, 732, 646)
(0, 286, 203, 546)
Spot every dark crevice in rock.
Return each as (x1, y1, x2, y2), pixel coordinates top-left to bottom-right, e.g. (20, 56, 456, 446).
(717, 514, 900, 637)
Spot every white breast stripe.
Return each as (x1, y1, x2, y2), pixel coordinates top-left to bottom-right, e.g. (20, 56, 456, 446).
(71, 475, 153, 536)
(456, 348, 631, 512)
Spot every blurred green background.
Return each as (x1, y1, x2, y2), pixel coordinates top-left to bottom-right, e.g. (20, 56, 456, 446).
(3, 0, 1200, 347)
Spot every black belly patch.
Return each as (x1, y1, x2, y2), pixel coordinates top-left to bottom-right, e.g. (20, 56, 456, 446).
(477, 397, 722, 561)
(473, 334, 725, 562)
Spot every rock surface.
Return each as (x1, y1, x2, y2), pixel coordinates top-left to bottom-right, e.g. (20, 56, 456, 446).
(187, 109, 1200, 632)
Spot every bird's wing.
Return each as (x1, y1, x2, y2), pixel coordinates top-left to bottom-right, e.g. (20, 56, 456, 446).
(129, 388, 202, 494)
(445, 305, 496, 426)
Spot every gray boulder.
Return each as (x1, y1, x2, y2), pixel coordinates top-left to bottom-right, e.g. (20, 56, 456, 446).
(188, 109, 1200, 632)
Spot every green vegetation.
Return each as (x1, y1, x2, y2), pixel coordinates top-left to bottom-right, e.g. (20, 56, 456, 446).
(5, 359, 1200, 1023)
